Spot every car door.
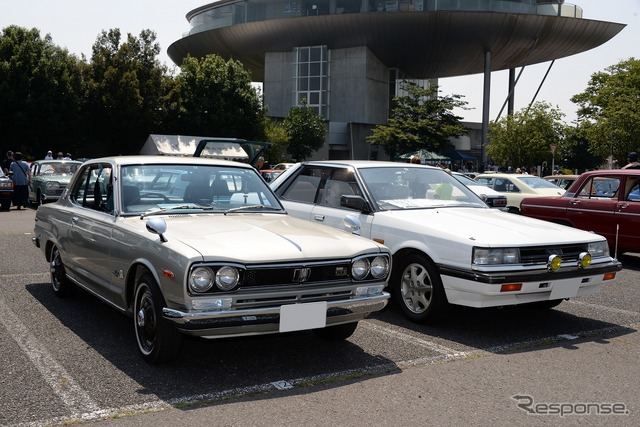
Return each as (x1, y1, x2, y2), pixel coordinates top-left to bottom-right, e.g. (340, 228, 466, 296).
(615, 176, 640, 253)
(565, 175, 619, 244)
(64, 162, 119, 303)
(276, 166, 324, 221)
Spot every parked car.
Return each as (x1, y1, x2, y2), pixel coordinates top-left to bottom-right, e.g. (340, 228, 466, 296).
(274, 163, 295, 171)
(544, 174, 579, 190)
(521, 169, 640, 255)
(28, 160, 82, 205)
(270, 161, 621, 323)
(259, 169, 282, 183)
(475, 173, 565, 213)
(0, 172, 13, 210)
(451, 172, 507, 209)
(32, 156, 391, 363)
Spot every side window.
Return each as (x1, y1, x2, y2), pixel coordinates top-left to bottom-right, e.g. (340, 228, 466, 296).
(320, 169, 360, 208)
(69, 164, 113, 211)
(281, 168, 322, 203)
(625, 178, 640, 202)
(578, 177, 619, 199)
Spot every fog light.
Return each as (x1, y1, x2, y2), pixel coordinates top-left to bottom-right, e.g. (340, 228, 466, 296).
(578, 252, 592, 269)
(547, 255, 562, 272)
(355, 285, 385, 297)
(192, 297, 232, 310)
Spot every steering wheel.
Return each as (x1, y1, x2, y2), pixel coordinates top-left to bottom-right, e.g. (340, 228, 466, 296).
(140, 192, 170, 203)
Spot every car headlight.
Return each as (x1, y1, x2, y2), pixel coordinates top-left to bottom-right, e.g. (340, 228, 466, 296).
(473, 248, 520, 265)
(45, 181, 61, 190)
(215, 266, 239, 291)
(189, 267, 214, 293)
(370, 256, 389, 279)
(351, 258, 370, 280)
(588, 241, 610, 258)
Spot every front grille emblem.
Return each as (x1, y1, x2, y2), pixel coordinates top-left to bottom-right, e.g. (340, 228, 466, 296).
(293, 268, 311, 282)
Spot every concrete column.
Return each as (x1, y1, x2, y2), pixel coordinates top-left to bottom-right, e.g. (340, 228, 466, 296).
(481, 50, 491, 170)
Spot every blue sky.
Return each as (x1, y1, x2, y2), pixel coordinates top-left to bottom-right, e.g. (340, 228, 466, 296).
(2, 0, 638, 124)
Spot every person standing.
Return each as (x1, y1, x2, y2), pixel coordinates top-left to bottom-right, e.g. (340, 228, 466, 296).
(622, 152, 640, 169)
(9, 152, 30, 209)
(2, 150, 13, 175)
(45, 150, 54, 160)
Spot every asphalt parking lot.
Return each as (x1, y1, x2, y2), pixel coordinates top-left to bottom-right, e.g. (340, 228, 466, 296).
(1, 207, 639, 426)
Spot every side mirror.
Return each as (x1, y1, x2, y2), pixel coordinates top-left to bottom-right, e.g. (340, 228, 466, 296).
(146, 217, 168, 242)
(340, 195, 370, 213)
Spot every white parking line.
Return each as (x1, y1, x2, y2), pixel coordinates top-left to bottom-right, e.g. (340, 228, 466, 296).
(567, 299, 640, 317)
(360, 321, 468, 357)
(0, 297, 99, 415)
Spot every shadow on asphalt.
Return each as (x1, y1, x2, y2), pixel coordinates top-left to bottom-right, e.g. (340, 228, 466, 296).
(26, 281, 399, 405)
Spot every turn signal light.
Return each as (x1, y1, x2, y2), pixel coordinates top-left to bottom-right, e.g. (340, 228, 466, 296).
(603, 272, 617, 281)
(500, 283, 522, 292)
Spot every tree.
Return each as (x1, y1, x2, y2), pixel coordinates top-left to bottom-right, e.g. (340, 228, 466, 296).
(85, 29, 166, 156)
(166, 54, 264, 139)
(282, 99, 326, 161)
(487, 102, 565, 169)
(571, 58, 640, 164)
(0, 26, 85, 158)
(263, 119, 289, 164)
(366, 81, 468, 159)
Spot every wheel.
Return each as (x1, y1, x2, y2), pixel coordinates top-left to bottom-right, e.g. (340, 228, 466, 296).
(392, 253, 449, 323)
(133, 272, 183, 363)
(313, 322, 358, 341)
(50, 245, 74, 296)
(529, 299, 564, 309)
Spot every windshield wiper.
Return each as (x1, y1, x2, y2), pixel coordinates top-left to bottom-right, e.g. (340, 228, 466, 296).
(140, 204, 216, 218)
(224, 205, 282, 215)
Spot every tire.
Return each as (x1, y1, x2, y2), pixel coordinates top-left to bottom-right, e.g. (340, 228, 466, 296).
(313, 322, 358, 341)
(392, 253, 449, 323)
(50, 245, 74, 296)
(529, 299, 564, 309)
(133, 272, 183, 364)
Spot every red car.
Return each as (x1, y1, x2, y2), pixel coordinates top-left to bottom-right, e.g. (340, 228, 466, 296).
(520, 169, 640, 255)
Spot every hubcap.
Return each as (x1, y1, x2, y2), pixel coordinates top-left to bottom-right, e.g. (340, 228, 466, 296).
(401, 263, 432, 314)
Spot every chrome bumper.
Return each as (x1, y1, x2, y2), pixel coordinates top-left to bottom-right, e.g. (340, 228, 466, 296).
(162, 292, 389, 338)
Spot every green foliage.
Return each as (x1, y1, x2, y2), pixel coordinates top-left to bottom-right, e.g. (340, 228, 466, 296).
(366, 81, 468, 159)
(282, 99, 326, 161)
(85, 29, 166, 156)
(166, 54, 264, 140)
(263, 119, 289, 164)
(571, 58, 640, 163)
(0, 26, 85, 157)
(487, 102, 565, 168)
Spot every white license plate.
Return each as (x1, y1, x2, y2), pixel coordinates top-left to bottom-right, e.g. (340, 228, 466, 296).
(549, 279, 581, 300)
(279, 301, 327, 333)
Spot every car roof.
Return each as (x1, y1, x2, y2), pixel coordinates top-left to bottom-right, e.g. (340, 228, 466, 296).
(300, 160, 441, 169)
(81, 155, 255, 169)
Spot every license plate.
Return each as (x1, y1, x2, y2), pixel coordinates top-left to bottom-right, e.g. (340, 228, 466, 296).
(550, 279, 581, 300)
(279, 301, 327, 333)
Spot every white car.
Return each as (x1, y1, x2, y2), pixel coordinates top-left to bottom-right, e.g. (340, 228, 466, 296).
(475, 173, 565, 213)
(451, 171, 507, 209)
(271, 161, 621, 323)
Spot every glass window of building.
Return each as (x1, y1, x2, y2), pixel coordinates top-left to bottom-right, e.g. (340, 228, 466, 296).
(293, 46, 329, 118)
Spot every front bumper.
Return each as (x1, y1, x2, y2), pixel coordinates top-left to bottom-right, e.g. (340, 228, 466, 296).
(162, 292, 389, 338)
(439, 260, 622, 308)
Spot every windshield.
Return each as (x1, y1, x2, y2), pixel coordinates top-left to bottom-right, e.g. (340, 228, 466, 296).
(38, 161, 81, 175)
(359, 166, 487, 210)
(518, 176, 564, 189)
(119, 164, 283, 216)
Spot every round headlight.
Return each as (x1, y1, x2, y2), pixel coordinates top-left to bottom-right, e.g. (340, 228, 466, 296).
(189, 267, 214, 292)
(370, 256, 389, 279)
(215, 266, 239, 291)
(547, 255, 562, 272)
(46, 181, 60, 190)
(352, 258, 370, 280)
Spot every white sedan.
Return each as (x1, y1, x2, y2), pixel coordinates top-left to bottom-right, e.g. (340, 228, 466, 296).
(475, 173, 565, 213)
(271, 161, 621, 323)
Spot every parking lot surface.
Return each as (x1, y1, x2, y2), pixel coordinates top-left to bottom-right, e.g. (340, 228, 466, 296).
(1, 208, 638, 426)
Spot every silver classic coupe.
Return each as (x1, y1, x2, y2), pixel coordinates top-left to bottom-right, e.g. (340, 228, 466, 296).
(32, 156, 391, 363)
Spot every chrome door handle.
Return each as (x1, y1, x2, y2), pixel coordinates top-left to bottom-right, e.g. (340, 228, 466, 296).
(313, 214, 325, 221)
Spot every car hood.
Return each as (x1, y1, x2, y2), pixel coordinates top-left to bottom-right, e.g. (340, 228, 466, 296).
(146, 214, 385, 262)
(379, 207, 603, 247)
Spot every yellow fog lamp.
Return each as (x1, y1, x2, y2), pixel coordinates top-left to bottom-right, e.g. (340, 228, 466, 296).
(547, 255, 562, 272)
(577, 252, 592, 269)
